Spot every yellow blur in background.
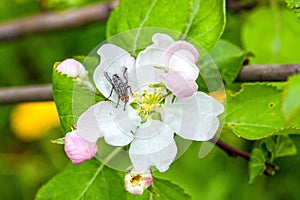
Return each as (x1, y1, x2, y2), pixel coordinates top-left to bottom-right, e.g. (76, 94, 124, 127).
(10, 101, 60, 142)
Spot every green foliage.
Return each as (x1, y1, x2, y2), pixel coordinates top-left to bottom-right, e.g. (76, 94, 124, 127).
(248, 148, 265, 184)
(35, 159, 126, 200)
(107, 0, 225, 54)
(36, 159, 191, 199)
(248, 135, 297, 183)
(198, 39, 247, 92)
(242, 7, 300, 64)
(282, 74, 300, 125)
(225, 83, 300, 140)
(285, 0, 300, 18)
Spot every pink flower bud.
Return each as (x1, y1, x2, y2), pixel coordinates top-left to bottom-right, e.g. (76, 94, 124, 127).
(56, 59, 87, 79)
(64, 130, 98, 164)
(124, 169, 153, 195)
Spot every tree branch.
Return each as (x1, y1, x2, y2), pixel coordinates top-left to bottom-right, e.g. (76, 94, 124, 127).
(0, 63, 299, 104)
(237, 64, 300, 82)
(210, 137, 250, 160)
(0, 1, 116, 41)
(0, 84, 52, 104)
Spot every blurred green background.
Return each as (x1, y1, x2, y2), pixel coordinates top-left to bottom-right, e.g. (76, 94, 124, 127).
(0, 0, 299, 199)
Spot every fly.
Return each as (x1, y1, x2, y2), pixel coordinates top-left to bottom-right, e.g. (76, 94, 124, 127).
(104, 67, 133, 111)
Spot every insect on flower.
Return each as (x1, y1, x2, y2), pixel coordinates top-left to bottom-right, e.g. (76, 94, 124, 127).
(104, 67, 133, 111)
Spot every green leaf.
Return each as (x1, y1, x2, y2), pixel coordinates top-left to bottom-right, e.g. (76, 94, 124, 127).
(35, 159, 126, 200)
(107, 0, 225, 54)
(225, 83, 300, 140)
(282, 74, 300, 126)
(52, 65, 100, 134)
(198, 39, 246, 85)
(242, 7, 300, 64)
(248, 148, 266, 184)
(263, 136, 297, 160)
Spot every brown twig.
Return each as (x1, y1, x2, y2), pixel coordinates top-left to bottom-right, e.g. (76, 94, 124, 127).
(0, 64, 300, 104)
(210, 137, 250, 160)
(0, 1, 117, 41)
(237, 64, 300, 82)
(0, 84, 52, 104)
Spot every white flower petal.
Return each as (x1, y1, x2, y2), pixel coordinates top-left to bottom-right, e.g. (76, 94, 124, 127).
(134, 33, 175, 86)
(129, 125, 177, 172)
(98, 101, 135, 146)
(77, 102, 104, 143)
(165, 92, 224, 141)
(159, 70, 198, 98)
(93, 44, 135, 102)
(77, 101, 134, 146)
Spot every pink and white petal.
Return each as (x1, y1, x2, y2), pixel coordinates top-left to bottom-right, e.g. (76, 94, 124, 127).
(129, 125, 177, 172)
(133, 33, 175, 86)
(151, 33, 174, 49)
(165, 92, 224, 141)
(167, 53, 199, 80)
(164, 41, 199, 64)
(77, 101, 134, 146)
(159, 70, 198, 98)
(93, 44, 135, 102)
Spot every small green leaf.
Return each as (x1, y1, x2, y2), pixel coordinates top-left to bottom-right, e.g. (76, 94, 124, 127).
(50, 137, 65, 145)
(249, 148, 266, 184)
(35, 159, 126, 200)
(150, 111, 162, 122)
(130, 102, 139, 109)
(282, 74, 300, 126)
(265, 136, 298, 159)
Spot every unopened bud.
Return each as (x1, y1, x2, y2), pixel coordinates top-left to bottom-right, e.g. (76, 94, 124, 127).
(56, 59, 95, 92)
(64, 130, 98, 164)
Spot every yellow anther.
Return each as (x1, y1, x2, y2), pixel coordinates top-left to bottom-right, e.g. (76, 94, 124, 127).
(144, 104, 150, 111)
(144, 114, 149, 119)
(132, 98, 138, 103)
(133, 92, 139, 97)
(149, 84, 153, 88)
(143, 89, 147, 93)
(141, 97, 147, 103)
(157, 88, 162, 93)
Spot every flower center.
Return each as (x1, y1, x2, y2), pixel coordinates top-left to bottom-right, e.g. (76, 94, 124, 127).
(130, 85, 166, 124)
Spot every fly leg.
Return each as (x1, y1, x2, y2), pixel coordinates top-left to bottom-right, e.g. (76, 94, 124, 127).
(126, 85, 133, 95)
(105, 87, 114, 101)
(123, 67, 128, 85)
(116, 95, 121, 108)
(104, 71, 114, 101)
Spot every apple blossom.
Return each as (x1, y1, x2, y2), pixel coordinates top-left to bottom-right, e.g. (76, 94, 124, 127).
(75, 33, 224, 173)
